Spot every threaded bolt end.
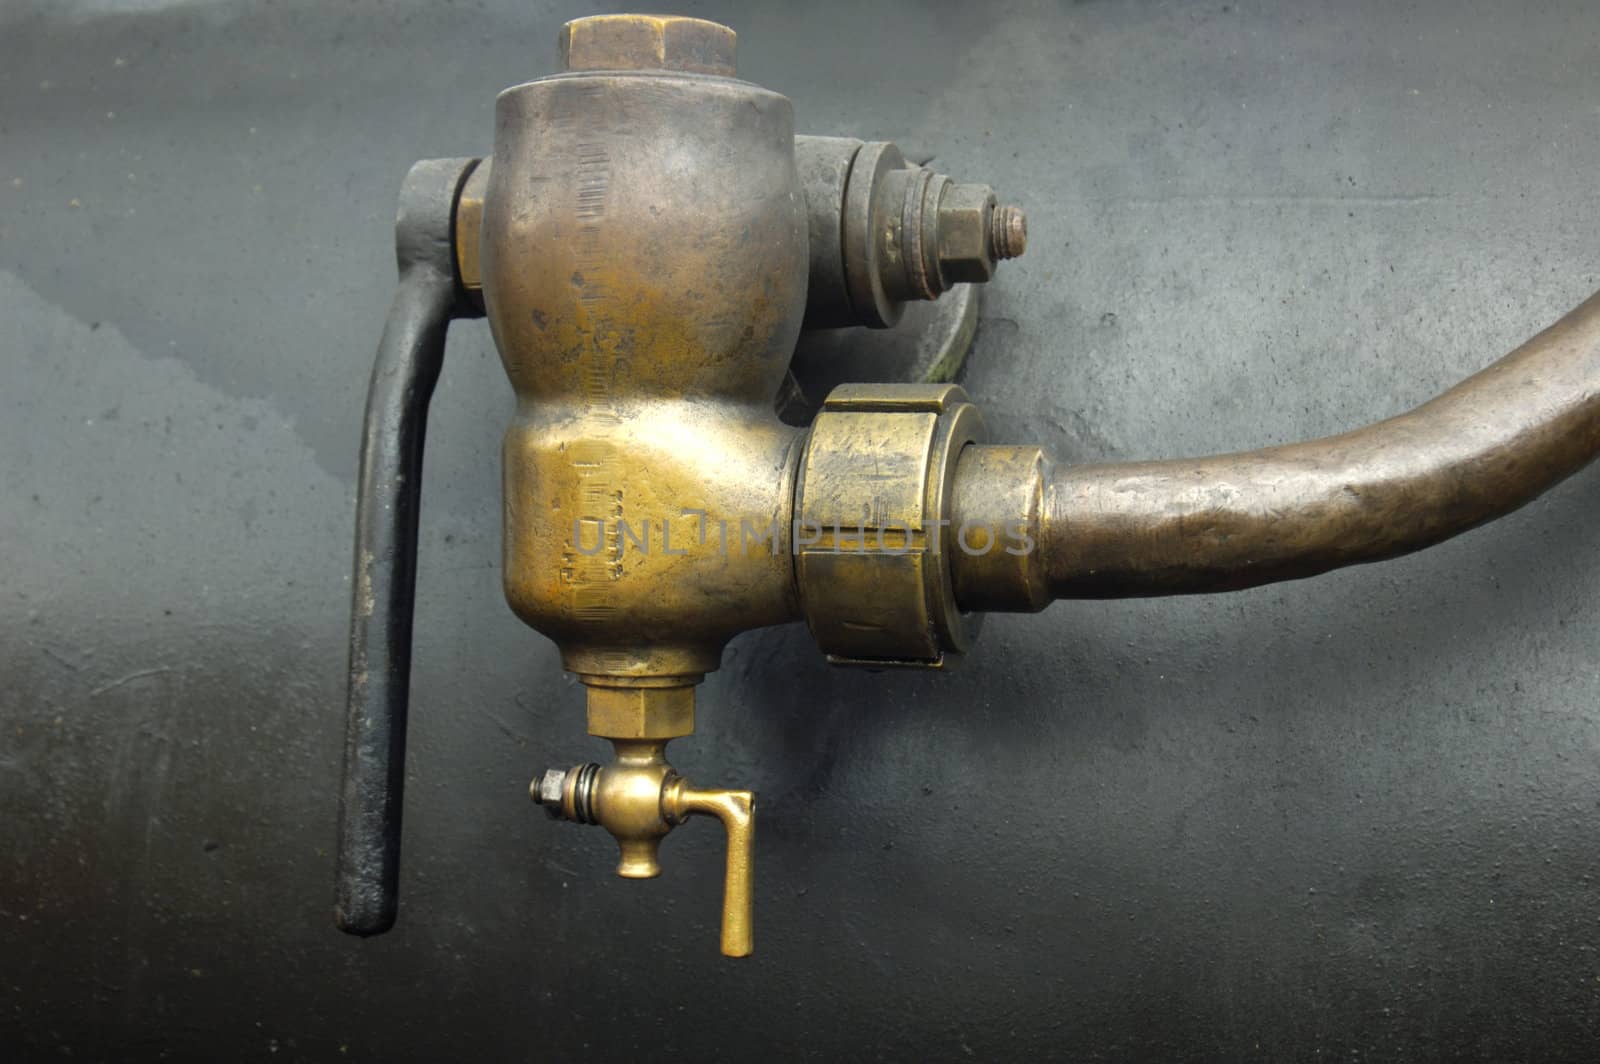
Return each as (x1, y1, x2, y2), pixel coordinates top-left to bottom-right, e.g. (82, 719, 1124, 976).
(990, 205, 1028, 260)
(531, 763, 602, 823)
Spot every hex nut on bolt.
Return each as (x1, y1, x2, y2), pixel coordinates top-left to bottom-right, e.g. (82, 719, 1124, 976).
(937, 186, 1029, 286)
(937, 183, 1003, 285)
(532, 768, 568, 816)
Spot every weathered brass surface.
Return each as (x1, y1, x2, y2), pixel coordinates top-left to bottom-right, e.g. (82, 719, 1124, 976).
(560, 13, 736, 76)
(662, 779, 755, 958)
(475, 15, 799, 955)
(472, 14, 1023, 956)
(794, 383, 983, 666)
(584, 679, 695, 740)
(355, 9, 1600, 960)
(793, 135, 1026, 329)
(948, 444, 1053, 614)
(326, 0, 1600, 975)
(350, 8, 1600, 963)
(949, 290, 1600, 606)
(453, 160, 487, 300)
(482, 20, 807, 683)
(532, 686, 754, 956)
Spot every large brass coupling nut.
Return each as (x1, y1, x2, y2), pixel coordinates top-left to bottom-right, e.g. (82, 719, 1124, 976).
(793, 383, 986, 667)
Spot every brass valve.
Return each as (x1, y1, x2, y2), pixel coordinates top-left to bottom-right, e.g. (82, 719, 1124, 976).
(334, 11, 1029, 957)
(455, 14, 1020, 955)
(532, 762, 754, 957)
(532, 683, 754, 956)
(343, 9, 1600, 963)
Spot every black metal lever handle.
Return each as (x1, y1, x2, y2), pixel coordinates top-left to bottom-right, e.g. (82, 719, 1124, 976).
(336, 157, 480, 936)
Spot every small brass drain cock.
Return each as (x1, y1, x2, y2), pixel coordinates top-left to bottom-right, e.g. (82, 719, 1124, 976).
(531, 683, 754, 956)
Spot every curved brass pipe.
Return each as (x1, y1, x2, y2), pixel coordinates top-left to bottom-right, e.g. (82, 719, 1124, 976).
(953, 290, 1600, 606)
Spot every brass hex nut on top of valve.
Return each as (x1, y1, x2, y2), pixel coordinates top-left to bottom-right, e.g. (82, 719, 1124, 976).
(560, 14, 737, 76)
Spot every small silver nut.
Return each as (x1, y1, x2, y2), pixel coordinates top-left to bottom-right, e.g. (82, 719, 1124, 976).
(936, 183, 999, 285)
(531, 768, 567, 816)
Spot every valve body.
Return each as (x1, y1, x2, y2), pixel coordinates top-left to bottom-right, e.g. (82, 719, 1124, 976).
(482, 26, 809, 682)
(341, 13, 1028, 955)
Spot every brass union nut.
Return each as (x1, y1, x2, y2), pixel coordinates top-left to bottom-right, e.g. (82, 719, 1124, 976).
(936, 183, 1001, 285)
(560, 15, 737, 77)
(794, 383, 986, 667)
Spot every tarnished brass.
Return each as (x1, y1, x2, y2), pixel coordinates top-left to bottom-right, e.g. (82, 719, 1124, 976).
(948, 291, 1600, 606)
(473, 14, 801, 956)
(471, 14, 1022, 956)
(483, 21, 806, 684)
(948, 445, 1053, 614)
(351, 8, 1600, 959)
(532, 686, 755, 956)
(560, 13, 737, 77)
(792, 136, 1025, 329)
(794, 383, 984, 666)
(453, 160, 487, 299)
(662, 779, 754, 958)
(584, 679, 695, 741)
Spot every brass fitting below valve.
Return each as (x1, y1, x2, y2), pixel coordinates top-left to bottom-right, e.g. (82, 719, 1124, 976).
(531, 683, 755, 958)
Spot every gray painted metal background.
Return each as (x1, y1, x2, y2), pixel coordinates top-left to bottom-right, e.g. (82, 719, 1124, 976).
(3, 1, 1599, 1059)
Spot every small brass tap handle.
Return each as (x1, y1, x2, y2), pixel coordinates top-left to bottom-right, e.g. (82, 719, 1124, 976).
(664, 780, 755, 958)
(531, 744, 756, 958)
